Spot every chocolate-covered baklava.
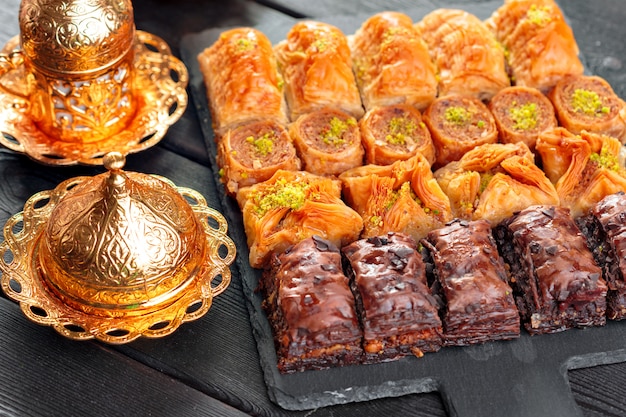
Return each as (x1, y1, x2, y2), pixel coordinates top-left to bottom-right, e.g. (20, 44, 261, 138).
(423, 219, 520, 345)
(262, 236, 363, 373)
(495, 205, 608, 335)
(578, 192, 626, 320)
(342, 232, 443, 362)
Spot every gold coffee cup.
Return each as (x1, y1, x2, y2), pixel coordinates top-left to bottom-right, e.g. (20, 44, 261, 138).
(0, 0, 187, 165)
(1, 0, 137, 144)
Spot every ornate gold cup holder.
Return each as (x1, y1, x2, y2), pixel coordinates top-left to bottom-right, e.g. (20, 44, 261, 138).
(0, 31, 189, 166)
(0, 152, 236, 344)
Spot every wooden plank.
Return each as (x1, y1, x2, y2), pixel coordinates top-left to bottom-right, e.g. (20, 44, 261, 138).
(0, 297, 248, 417)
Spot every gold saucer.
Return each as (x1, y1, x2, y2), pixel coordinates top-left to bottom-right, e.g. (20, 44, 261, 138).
(0, 153, 236, 344)
(0, 31, 188, 166)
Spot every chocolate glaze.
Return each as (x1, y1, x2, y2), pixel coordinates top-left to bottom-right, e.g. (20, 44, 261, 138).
(262, 236, 363, 373)
(578, 191, 626, 319)
(342, 232, 443, 361)
(496, 205, 607, 334)
(424, 219, 520, 346)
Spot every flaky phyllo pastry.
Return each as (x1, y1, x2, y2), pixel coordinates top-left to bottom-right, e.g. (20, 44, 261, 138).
(486, 0, 584, 92)
(423, 94, 498, 168)
(236, 170, 363, 268)
(289, 107, 364, 176)
(197, 27, 288, 135)
(348, 11, 437, 111)
(216, 120, 301, 196)
(415, 9, 509, 101)
(434, 142, 559, 225)
(488, 86, 558, 151)
(274, 21, 364, 121)
(549, 75, 626, 144)
(338, 153, 452, 242)
(360, 104, 436, 166)
(536, 127, 626, 218)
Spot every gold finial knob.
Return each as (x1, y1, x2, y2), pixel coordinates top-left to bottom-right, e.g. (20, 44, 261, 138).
(103, 152, 126, 171)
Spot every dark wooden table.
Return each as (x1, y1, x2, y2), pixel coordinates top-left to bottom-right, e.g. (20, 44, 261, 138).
(0, 1, 625, 416)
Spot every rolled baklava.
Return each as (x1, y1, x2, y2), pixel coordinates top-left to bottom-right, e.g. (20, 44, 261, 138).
(488, 86, 558, 150)
(197, 27, 288, 135)
(434, 142, 559, 225)
(236, 169, 363, 268)
(288, 107, 364, 176)
(423, 219, 520, 346)
(495, 205, 607, 335)
(415, 9, 509, 100)
(535, 127, 626, 218)
(262, 236, 363, 373)
(359, 104, 435, 166)
(339, 153, 453, 242)
(577, 192, 626, 320)
(216, 120, 301, 195)
(342, 232, 443, 362)
(548, 75, 626, 144)
(423, 94, 498, 168)
(349, 11, 437, 111)
(486, 0, 584, 92)
(274, 21, 364, 121)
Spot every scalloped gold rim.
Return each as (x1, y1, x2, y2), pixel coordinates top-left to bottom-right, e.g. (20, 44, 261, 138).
(0, 30, 189, 166)
(0, 177, 236, 344)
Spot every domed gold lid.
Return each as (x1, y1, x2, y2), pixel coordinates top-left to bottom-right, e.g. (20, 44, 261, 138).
(19, 0, 136, 76)
(0, 152, 236, 343)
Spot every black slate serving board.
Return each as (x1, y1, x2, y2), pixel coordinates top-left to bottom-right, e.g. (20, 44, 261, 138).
(179, 2, 626, 416)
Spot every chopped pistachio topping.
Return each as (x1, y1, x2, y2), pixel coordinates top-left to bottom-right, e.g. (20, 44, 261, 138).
(246, 132, 275, 156)
(370, 215, 382, 227)
(460, 200, 474, 211)
(509, 102, 538, 130)
(253, 178, 310, 217)
(386, 117, 417, 146)
(526, 5, 552, 26)
(235, 37, 255, 52)
(571, 88, 609, 117)
(479, 172, 494, 194)
(321, 117, 356, 146)
(313, 30, 337, 52)
(384, 182, 439, 215)
(445, 106, 471, 126)
(590, 146, 620, 171)
(218, 168, 225, 177)
(382, 27, 412, 46)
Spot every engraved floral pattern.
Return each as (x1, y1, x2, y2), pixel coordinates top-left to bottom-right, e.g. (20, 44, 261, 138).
(19, 0, 135, 73)
(0, 172, 236, 343)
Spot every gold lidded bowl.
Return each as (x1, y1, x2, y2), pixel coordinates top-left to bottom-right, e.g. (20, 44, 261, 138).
(0, 0, 188, 165)
(0, 152, 236, 343)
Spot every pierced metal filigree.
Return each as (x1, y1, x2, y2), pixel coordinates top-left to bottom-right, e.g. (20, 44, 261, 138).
(0, 30, 188, 165)
(0, 153, 236, 344)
